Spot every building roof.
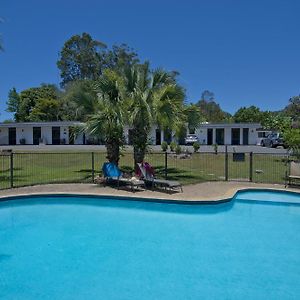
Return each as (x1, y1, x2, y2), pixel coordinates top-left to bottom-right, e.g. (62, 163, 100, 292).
(0, 121, 83, 128)
(198, 122, 261, 128)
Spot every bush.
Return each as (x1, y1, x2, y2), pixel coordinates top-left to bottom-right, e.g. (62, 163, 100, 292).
(161, 141, 168, 152)
(193, 142, 200, 153)
(170, 141, 177, 152)
(175, 144, 181, 155)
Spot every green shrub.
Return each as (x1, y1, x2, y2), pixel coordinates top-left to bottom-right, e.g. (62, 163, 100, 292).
(170, 141, 177, 152)
(193, 142, 200, 153)
(161, 141, 168, 152)
(175, 144, 181, 155)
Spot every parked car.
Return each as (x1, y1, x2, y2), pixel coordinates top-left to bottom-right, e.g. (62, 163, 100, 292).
(261, 132, 286, 148)
(185, 134, 199, 145)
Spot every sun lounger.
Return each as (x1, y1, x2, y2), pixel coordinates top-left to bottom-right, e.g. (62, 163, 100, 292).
(102, 162, 144, 192)
(137, 162, 183, 192)
(286, 161, 300, 187)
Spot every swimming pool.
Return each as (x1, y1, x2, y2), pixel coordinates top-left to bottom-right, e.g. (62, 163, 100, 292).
(0, 191, 300, 299)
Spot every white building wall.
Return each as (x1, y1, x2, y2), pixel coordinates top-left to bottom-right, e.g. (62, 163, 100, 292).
(195, 128, 206, 144)
(60, 126, 69, 144)
(75, 133, 84, 144)
(16, 127, 33, 144)
(224, 128, 231, 145)
(41, 127, 52, 144)
(248, 128, 258, 145)
(239, 129, 243, 145)
(0, 127, 8, 144)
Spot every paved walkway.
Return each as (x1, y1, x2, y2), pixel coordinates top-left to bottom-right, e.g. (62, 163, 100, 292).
(1, 182, 299, 202)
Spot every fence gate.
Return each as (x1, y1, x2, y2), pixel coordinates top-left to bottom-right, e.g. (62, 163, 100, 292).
(227, 152, 252, 182)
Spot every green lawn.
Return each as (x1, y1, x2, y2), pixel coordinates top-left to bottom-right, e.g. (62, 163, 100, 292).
(0, 151, 289, 190)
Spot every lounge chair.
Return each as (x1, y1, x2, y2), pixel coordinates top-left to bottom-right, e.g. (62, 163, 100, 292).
(102, 162, 144, 192)
(137, 162, 183, 192)
(286, 161, 300, 187)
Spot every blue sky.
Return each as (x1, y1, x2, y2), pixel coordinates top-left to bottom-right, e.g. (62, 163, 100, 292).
(0, 0, 299, 121)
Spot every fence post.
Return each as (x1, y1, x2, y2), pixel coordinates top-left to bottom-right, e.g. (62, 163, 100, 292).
(225, 145, 228, 181)
(91, 152, 95, 183)
(10, 152, 14, 188)
(249, 152, 253, 182)
(164, 151, 168, 179)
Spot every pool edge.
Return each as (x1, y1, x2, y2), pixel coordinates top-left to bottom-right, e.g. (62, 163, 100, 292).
(1, 186, 300, 205)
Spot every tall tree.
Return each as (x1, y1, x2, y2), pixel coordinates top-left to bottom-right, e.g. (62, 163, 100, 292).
(85, 70, 126, 165)
(6, 84, 60, 122)
(104, 43, 139, 71)
(196, 98, 231, 123)
(57, 33, 107, 86)
(6, 88, 21, 121)
(123, 63, 185, 166)
(261, 113, 292, 132)
(29, 98, 60, 121)
(284, 95, 300, 122)
(184, 104, 203, 132)
(233, 106, 262, 123)
(61, 80, 98, 121)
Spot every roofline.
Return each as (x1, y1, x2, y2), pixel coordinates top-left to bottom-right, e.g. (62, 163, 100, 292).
(0, 121, 84, 127)
(198, 122, 261, 127)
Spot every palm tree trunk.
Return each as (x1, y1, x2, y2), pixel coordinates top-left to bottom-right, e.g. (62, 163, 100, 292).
(106, 139, 121, 165)
(133, 128, 148, 172)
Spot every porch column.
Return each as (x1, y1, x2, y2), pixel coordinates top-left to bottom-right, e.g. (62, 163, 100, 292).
(240, 128, 243, 145)
(160, 130, 164, 144)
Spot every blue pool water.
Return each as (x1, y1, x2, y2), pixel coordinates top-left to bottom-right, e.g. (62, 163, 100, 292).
(0, 191, 300, 300)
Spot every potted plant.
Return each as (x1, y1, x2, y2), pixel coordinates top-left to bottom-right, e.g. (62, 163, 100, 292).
(161, 141, 168, 152)
(193, 142, 200, 153)
(170, 141, 177, 152)
(175, 144, 181, 155)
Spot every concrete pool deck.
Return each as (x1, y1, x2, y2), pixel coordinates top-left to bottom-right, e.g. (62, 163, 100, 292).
(1, 182, 299, 202)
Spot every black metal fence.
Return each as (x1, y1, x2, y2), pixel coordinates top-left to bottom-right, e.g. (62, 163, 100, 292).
(0, 150, 291, 190)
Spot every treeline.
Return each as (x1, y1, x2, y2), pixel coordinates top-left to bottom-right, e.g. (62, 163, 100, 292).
(4, 32, 300, 153)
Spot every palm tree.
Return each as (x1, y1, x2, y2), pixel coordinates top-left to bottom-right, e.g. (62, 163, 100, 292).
(123, 63, 185, 167)
(62, 80, 99, 121)
(86, 70, 126, 165)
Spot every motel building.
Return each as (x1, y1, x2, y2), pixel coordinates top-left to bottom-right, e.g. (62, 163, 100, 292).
(0, 121, 262, 146)
(193, 123, 261, 145)
(0, 121, 84, 145)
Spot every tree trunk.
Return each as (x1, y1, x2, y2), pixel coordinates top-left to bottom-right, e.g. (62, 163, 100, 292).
(133, 128, 148, 172)
(106, 139, 121, 165)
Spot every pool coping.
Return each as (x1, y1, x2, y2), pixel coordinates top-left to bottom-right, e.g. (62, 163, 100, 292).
(1, 183, 300, 205)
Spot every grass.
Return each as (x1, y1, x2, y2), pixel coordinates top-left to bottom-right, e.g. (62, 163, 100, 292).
(0, 151, 289, 190)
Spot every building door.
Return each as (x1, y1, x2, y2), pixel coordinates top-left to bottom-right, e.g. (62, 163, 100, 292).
(128, 129, 134, 145)
(52, 127, 60, 145)
(164, 129, 172, 144)
(215, 128, 224, 145)
(155, 129, 161, 145)
(243, 128, 249, 145)
(231, 128, 240, 145)
(207, 129, 213, 145)
(8, 128, 16, 145)
(33, 127, 41, 145)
